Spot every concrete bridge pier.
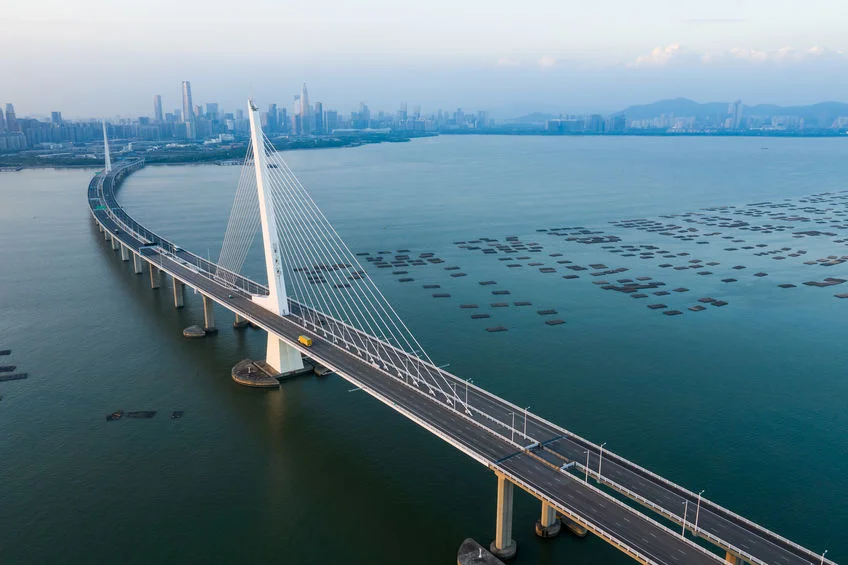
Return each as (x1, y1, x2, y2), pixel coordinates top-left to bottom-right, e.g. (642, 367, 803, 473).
(111, 236, 120, 251)
(233, 314, 250, 329)
(120, 244, 130, 262)
(534, 501, 561, 538)
(489, 473, 517, 560)
(149, 264, 161, 289)
(202, 295, 217, 333)
(172, 278, 184, 308)
(132, 253, 144, 275)
(104, 230, 110, 241)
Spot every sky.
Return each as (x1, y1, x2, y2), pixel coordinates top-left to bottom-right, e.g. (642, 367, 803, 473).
(3, 0, 848, 119)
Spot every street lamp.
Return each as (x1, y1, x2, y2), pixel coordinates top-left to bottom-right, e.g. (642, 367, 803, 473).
(681, 500, 689, 538)
(821, 550, 828, 565)
(695, 489, 705, 533)
(523, 406, 530, 439)
(584, 450, 590, 482)
(509, 411, 515, 442)
(598, 442, 607, 483)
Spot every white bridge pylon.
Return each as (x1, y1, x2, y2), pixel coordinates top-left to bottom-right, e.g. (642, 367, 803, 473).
(217, 100, 461, 407)
(247, 98, 303, 374)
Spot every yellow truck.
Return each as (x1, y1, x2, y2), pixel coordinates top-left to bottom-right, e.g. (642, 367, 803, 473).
(298, 335, 313, 347)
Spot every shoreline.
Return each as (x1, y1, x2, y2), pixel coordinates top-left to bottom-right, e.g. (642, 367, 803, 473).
(3, 129, 845, 170)
(0, 132, 433, 170)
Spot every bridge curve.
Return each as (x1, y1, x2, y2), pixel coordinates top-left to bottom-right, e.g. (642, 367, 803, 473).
(88, 159, 834, 565)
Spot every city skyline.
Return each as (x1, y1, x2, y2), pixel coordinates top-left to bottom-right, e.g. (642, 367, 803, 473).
(3, 1, 848, 117)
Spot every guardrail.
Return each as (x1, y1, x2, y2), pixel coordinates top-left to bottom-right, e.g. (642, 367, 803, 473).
(88, 162, 835, 565)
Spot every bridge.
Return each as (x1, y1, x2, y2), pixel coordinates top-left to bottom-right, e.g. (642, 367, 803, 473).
(88, 104, 834, 565)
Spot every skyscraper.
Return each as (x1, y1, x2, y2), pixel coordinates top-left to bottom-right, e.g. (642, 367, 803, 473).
(0, 106, 6, 132)
(153, 95, 163, 122)
(181, 81, 196, 139)
(51, 111, 62, 125)
(266, 103, 278, 132)
(4, 104, 19, 132)
(205, 102, 219, 121)
(314, 101, 323, 134)
(726, 100, 743, 129)
(300, 83, 310, 134)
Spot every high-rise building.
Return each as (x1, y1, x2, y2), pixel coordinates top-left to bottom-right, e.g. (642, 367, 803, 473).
(205, 102, 219, 121)
(0, 106, 5, 132)
(181, 81, 196, 139)
(314, 102, 323, 133)
(726, 100, 743, 129)
(51, 111, 62, 125)
(300, 83, 310, 134)
(5, 103, 19, 132)
(266, 103, 278, 132)
(280, 108, 288, 132)
(153, 95, 163, 122)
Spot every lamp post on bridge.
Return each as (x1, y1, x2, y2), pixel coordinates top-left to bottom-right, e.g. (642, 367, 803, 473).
(523, 406, 530, 440)
(509, 411, 515, 443)
(598, 442, 607, 483)
(464, 379, 473, 415)
(694, 489, 705, 533)
(584, 450, 590, 482)
(821, 549, 828, 565)
(681, 500, 689, 538)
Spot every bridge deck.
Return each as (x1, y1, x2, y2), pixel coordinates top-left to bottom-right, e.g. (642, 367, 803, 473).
(88, 161, 834, 565)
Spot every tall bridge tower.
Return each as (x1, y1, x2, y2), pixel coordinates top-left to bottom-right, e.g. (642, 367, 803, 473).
(102, 120, 112, 173)
(247, 99, 304, 374)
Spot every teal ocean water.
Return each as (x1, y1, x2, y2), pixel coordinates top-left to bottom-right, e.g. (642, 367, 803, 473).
(0, 135, 846, 564)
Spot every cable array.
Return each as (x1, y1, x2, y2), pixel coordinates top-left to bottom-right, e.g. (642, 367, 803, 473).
(216, 142, 261, 286)
(215, 131, 463, 405)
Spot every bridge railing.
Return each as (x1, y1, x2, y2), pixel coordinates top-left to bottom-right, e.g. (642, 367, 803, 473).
(573, 464, 768, 565)
(95, 160, 268, 297)
(87, 162, 835, 565)
(496, 462, 726, 565)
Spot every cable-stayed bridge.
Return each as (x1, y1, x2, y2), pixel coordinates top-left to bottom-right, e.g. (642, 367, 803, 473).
(87, 104, 834, 565)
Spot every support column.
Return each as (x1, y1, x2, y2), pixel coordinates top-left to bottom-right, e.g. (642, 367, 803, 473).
(172, 278, 184, 308)
(490, 473, 517, 560)
(202, 295, 217, 333)
(535, 501, 561, 538)
(233, 314, 249, 329)
(725, 552, 739, 564)
(133, 253, 143, 275)
(120, 244, 130, 262)
(104, 231, 110, 241)
(149, 264, 161, 289)
(111, 236, 120, 251)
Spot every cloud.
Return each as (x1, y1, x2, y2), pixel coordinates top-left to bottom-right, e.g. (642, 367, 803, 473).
(538, 55, 557, 68)
(724, 45, 844, 63)
(630, 44, 846, 68)
(629, 44, 688, 67)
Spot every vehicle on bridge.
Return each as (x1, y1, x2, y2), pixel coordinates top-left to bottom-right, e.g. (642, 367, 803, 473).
(298, 335, 313, 347)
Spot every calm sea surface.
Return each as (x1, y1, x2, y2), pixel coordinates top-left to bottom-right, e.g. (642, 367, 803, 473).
(1, 135, 846, 564)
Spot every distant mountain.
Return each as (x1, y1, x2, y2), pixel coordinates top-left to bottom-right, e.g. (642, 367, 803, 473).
(615, 97, 848, 127)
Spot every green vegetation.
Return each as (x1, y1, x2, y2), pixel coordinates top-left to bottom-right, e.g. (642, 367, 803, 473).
(0, 131, 433, 169)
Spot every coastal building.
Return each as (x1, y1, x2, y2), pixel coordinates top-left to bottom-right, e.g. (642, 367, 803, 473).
(5, 103, 20, 132)
(300, 83, 310, 134)
(153, 95, 163, 122)
(181, 81, 196, 139)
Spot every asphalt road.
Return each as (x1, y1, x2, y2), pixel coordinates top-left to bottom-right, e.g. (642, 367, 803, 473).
(89, 162, 832, 565)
